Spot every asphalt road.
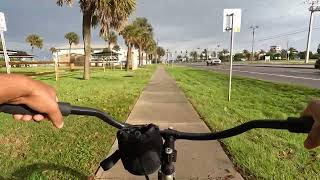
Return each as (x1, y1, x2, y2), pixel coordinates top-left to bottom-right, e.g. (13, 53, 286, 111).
(185, 63, 320, 89)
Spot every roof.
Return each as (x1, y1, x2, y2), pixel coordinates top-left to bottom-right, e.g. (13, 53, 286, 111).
(55, 44, 107, 50)
(92, 49, 120, 56)
(0, 50, 34, 58)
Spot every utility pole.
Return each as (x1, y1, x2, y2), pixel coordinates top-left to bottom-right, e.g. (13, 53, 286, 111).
(305, 0, 320, 64)
(250, 26, 259, 61)
(287, 40, 289, 61)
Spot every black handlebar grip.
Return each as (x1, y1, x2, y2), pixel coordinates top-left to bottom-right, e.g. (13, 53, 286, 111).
(287, 117, 315, 133)
(0, 102, 72, 117)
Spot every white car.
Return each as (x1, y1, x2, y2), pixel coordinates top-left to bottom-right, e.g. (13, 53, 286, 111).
(206, 58, 221, 66)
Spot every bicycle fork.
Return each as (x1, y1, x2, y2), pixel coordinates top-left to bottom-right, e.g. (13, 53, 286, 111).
(158, 135, 177, 180)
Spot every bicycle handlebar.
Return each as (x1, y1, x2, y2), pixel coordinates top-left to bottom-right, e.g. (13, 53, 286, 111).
(0, 102, 314, 140)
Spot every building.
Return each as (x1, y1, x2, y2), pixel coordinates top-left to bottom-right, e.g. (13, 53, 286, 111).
(270, 45, 282, 53)
(0, 50, 34, 61)
(52, 44, 150, 70)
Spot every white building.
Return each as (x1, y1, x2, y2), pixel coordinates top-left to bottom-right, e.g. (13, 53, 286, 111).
(52, 44, 150, 70)
(270, 45, 282, 53)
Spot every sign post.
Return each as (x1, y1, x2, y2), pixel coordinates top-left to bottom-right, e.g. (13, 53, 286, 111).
(0, 12, 10, 74)
(223, 9, 241, 102)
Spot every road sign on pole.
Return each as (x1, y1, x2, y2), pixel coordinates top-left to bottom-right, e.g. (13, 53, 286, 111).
(0, 12, 10, 74)
(223, 9, 241, 102)
(223, 9, 241, 33)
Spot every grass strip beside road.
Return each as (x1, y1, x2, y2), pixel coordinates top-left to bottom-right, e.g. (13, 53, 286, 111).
(167, 66, 320, 179)
(0, 66, 155, 179)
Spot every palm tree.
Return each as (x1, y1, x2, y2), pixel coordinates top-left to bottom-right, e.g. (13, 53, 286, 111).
(65, 32, 79, 56)
(120, 24, 137, 71)
(25, 34, 43, 54)
(190, 51, 198, 62)
(57, 0, 136, 80)
(50, 47, 57, 54)
(131, 18, 153, 66)
(103, 31, 117, 49)
(145, 38, 156, 63)
(157, 46, 165, 62)
(112, 44, 121, 52)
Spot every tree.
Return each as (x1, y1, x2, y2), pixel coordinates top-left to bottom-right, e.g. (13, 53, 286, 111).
(280, 49, 287, 60)
(57, 0, 136, 80)
(288, 47, 298, 60)
(269, 47, 277, 54)
(50, 47, 57, 54)
(298, 51, 313, 60)
(157, 46, 165, 62)
(25, 34, 43, 54)
(222, 49, 229, 55)
(103, 31, 117, 49)
(260, 49, 266, 54)
(131, 17, 153, 66)
(234, 53, 245, 61)
(112, 44, 121, 52)
(243, 50, 251, 60)
(0, 42, 3, 50)
(121, 24, 137, 71)
(65, 32, 79, 57)
(145, 39, 156, 61)
(190, 51, 198, 61)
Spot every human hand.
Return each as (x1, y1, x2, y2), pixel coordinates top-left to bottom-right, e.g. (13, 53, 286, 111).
(303, 100, 320, 149)
(0, 74, 63, 128)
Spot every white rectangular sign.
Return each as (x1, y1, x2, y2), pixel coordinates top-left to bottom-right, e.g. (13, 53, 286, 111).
(0, 12, 7, 32)
(223, 9, 241, 32)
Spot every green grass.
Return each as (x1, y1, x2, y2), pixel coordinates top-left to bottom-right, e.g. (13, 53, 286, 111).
(0, 66, 155, 179)
(167, 66, 320, 180)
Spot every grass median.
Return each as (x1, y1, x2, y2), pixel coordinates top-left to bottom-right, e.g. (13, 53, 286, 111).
(166, 66, 320, 179)
(0, 66, 155, 179)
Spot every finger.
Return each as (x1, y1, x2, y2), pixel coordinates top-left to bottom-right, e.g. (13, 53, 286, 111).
(13, 114, 23, 120)
(304, 121, 320, 149)
(33, 114, 45, 122)
(47, 109, 64, 129)
(21, 115, 33, 121)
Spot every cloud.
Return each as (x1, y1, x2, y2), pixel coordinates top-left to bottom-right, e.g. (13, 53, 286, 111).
(1, 0, 320, 59)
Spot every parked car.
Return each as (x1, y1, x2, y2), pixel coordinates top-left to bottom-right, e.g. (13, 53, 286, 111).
(206, 58, 221, 66)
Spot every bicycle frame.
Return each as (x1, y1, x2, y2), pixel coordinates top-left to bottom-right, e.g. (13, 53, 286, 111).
(0, 102, 314, 180)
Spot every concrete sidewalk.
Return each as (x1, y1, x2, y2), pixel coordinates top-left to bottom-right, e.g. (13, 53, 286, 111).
(95, 66, 242, 180)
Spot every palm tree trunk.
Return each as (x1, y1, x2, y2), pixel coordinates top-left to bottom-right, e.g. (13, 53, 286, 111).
(145, 52, 148, 64)
(126, 43, 132, 71)
(138, 45, 142, 67)
(82, 10, 92, 80)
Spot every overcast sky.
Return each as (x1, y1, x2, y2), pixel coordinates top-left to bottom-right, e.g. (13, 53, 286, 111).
(0, 0, 320, 58)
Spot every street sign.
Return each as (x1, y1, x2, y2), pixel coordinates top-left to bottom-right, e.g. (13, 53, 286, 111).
(0, 12, 7, 32)
(223, 9, 241, 32)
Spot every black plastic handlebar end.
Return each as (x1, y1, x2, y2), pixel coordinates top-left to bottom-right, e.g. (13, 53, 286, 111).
(0, 102, 72, 117)
(58, 102, 72, 116)
(287, 116, 314, 133)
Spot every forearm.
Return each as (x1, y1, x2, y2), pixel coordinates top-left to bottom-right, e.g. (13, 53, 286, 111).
(0, 74, 33, 104)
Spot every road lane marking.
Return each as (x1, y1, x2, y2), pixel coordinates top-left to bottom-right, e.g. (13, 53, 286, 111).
(230, 69, 320, 81)
(187, 65, 320, 81)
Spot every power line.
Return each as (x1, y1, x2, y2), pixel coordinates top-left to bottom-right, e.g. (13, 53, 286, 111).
(255, 26, 320, 42)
